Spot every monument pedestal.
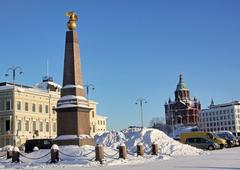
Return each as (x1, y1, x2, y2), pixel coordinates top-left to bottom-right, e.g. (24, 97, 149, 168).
(55, 106, 94, 146)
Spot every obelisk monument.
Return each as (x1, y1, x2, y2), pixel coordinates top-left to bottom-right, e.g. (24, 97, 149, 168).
(55, 12, 94, 146)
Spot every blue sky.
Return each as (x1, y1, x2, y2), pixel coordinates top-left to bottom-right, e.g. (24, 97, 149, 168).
(0, 1, 240, 130)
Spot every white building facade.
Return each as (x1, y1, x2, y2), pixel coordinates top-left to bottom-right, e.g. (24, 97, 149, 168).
(199, 101, 240, 136)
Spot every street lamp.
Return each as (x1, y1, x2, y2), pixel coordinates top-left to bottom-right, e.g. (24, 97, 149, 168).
(5, 66, 23, 147)
(5, 66, 23, 85)
(135, 98, 147, 128)
(84, 82, 95, 100)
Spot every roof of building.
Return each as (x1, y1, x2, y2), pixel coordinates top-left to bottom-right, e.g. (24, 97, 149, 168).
(176, 74, 188, 91)
(201, 100, 240, 111)
(0, 80, 61, 95)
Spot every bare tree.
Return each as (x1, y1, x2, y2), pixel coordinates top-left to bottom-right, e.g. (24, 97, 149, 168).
(149, 117, 172, 135)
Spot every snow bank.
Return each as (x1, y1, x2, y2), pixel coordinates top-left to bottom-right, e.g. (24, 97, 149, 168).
(0, 128, 204, 169)
(95, 128, 203, 156)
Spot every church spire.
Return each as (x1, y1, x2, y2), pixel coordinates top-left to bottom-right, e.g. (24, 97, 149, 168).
(175, 74, 190, 101)
(210, 98, 215, 107)
(176, 74, 188, 91)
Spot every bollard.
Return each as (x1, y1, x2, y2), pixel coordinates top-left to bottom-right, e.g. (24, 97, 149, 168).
(118, 143, 127, 159)
(152, 143, 159, 155)
(7, 146, 13, 159)
(50, 144, 59, 163)
(137, 143, 144, 156)
(12, 147, 20, 163)
(95, 144, 104, 164)
(33, 146, 39, 152)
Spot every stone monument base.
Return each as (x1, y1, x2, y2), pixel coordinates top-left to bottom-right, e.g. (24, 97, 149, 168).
(53, 135, 95, 146)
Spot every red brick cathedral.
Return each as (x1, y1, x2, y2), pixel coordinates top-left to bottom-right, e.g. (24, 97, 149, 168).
(165, 74, 201, 127)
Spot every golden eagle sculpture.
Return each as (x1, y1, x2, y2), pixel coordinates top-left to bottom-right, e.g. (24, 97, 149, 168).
(65, 11, 78, 30)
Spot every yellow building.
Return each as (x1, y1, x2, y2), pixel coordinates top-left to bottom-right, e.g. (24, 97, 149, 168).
(0, 79, 108, 147)
(0, 78, 60, 147)
(89, 100, 108, 137)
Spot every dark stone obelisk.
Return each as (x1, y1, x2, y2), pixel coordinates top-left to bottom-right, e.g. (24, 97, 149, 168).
(54, 12, 94, 146)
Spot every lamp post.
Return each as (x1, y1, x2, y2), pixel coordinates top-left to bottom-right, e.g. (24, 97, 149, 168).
(5, 66, 23, 85)
(5, 66, 23, 147)
(84, 83, 95, 101)
(171, 111, 175, 138)
(135, 98, 147, 128)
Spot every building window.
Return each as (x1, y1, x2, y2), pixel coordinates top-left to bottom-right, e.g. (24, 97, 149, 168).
(25, 102, 29, 111)
(93, 125, 95, 133)
(39, 104, 42, 113)
(25, 120, 29, 131)
(5, 100, 11, 111)
(17, 101, 21, 110)
(45, 105, 49, 114)
(33, 121, 36, 131)
(92, 111, 95, 118)
(32, 103, 36, 112)
(5, 120, 10, 131)
(17, 120, 21, 131)
(46, 122, 49, 132)
(40, 122, 43, 132)
(53, 123, 56, 132)
(231, 109, 234, 113)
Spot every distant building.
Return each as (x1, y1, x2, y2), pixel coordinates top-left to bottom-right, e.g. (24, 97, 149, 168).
(0, 78, 107, 147)
(89, 100, 108, 137)
(199, 100, 240, 136)
(165, 74, 201, 127)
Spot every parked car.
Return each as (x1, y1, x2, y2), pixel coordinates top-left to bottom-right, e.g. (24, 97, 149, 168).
(215, 131, 239, 147)
(180, 132, 227, 149)
(186, 137, 220, 150)
(25, 139, 53, 153)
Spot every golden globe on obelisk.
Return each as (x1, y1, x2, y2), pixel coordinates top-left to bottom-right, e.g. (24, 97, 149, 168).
(54, 12, 94, 146)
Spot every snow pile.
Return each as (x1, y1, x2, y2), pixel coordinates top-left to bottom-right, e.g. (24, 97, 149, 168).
(33, 147, 39, 151)
(0, 145, 13, 151)
(95, 131, 125, 148)
(95, 128, 203, 156)
(0, 128, 204, 169)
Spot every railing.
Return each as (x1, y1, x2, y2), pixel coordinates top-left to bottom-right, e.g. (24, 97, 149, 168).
(0, 143, 160, 165)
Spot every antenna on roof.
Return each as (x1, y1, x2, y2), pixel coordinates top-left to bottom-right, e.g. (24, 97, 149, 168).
(42, 58, 53, 82)
(46, 58, 49, 77)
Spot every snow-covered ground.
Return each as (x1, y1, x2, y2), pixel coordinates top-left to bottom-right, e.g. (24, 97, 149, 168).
(43, 147, 240, 170)
(0, 128, 205, 169)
